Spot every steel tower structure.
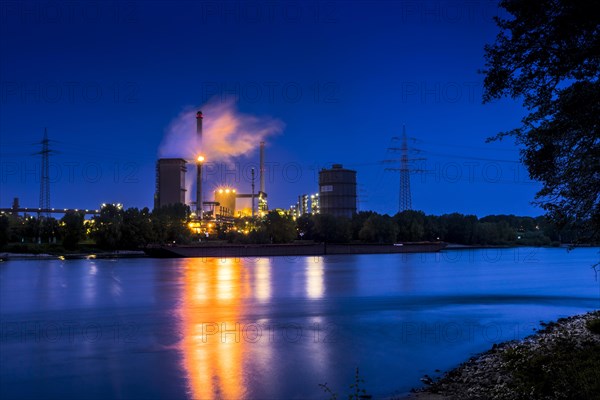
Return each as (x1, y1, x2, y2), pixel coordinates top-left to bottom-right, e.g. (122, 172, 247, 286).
(398, 128, 412, 211)
(386, 126, 424, 213)
(36, 128, 52, 217)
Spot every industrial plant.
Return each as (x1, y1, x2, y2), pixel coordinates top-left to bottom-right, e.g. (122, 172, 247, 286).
(151, 111, 357, 234)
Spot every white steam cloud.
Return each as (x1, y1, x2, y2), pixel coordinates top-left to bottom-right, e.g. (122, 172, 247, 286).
(159, 98, 284, 162)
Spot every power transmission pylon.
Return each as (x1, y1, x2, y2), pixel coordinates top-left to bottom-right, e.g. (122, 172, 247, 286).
(384, 126, 425, 213)
(35, 128, 53, 218)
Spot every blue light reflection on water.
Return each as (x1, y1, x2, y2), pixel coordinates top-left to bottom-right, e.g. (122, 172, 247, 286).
(1, 247, 599, 399)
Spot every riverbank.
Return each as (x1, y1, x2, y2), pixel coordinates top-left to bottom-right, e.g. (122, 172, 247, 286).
(0, 250, 146, 261)
(409, 310, 600, 400)
(2, 242, 447, 260)
(443, 243, 597, 250)
(143, 242, 447, 258)
(3, 243, 595, 261)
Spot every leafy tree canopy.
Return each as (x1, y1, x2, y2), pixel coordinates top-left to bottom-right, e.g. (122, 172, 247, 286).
(483, 0, 599, 240)
(264, 211, 296, 244)
(61, 211, 85, 250)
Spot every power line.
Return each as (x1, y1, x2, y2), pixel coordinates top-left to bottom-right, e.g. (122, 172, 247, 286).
(414, 138, 519, 153)
(418, 149, 521, 164)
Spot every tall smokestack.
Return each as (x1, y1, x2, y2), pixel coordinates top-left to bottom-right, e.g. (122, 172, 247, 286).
(196, 111, 203, 146)
(259, 141, 265, 194)
(196, 110, 204, 219)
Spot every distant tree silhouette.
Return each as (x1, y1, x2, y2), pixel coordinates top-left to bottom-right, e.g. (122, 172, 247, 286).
(61, 211, 85, 250)
(264, 211, 296, 243)
(359, 214, 398, 243)
(151, 203, 191, 245)
(92, 204, 124, 249)
(0, 215, 9, 248)
(313, 214, 351, 243)
(120, 207, 154, 249)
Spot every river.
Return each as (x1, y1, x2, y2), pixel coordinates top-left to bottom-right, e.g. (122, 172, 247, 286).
(1, 247, 599, 399)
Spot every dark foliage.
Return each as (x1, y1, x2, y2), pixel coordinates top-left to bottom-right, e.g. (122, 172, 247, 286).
(482, 0, 600, 241)
(312, 214, 352, 243)
(0, 215, 10, 248)
(263, 211, 296, 243)
(61, 211, 85, 250)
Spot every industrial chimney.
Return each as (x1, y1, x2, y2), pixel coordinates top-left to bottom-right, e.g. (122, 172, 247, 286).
(196, 111, 204, 218)
(259, 141, 265, 194)
(196, 111, 203, 144)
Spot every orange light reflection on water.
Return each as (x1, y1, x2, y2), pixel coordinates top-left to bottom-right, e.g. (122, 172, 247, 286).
(178, 257, 250, 400)
(254, 258, 271, 302)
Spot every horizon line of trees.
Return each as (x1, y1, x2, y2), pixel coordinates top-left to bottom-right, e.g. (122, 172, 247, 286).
(0, 204, 591, 252)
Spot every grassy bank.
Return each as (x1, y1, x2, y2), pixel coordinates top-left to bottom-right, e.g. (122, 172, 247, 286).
(415, 311, 600, 400)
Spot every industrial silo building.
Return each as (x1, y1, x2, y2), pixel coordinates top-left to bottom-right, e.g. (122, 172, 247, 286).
(154, 158, 187, 209)
(318, 164, 357, 218)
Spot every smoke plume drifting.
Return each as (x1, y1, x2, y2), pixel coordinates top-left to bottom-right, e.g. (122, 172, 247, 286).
(159, 98, 284, 162)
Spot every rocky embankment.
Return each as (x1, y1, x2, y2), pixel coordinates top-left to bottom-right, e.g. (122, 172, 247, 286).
(411, 310, 600, 400)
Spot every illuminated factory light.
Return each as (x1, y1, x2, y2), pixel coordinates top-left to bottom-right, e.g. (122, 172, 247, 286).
(197, 155, 205, 163)
(216, 187, 236, 194)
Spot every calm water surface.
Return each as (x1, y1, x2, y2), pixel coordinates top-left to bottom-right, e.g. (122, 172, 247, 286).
(1, 247, 599, 399)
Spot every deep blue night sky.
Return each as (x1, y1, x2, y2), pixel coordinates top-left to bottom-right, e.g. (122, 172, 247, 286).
(0, 0, 540, 216)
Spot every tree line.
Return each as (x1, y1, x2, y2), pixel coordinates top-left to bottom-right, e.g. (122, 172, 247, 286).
(0, 204, 189, 252)
(0, 204, 589, 252)
(293, 211, 583, 246)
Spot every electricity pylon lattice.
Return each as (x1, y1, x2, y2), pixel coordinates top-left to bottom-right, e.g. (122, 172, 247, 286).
(35, 128, 53, 217)
(384, 126, 425, 213)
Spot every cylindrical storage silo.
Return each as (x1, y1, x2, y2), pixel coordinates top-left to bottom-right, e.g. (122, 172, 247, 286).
(318, 164, 357, 218)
